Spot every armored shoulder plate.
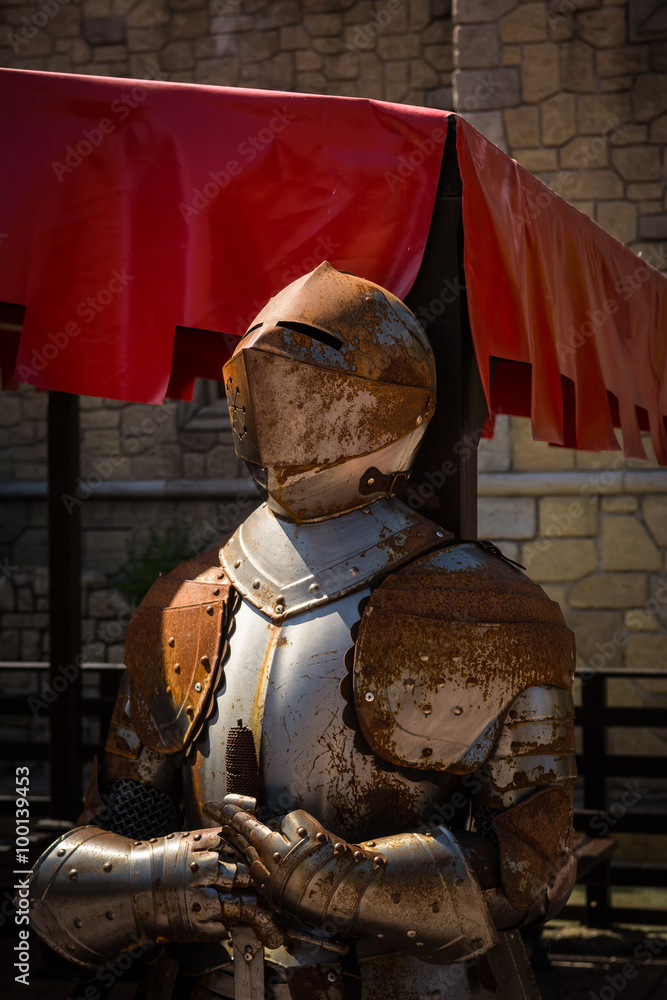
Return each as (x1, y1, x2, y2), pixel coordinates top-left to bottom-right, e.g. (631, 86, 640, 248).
(124, 547, 231, 754)
(353, 542, 575, 773)
(221, 497, 451, 620)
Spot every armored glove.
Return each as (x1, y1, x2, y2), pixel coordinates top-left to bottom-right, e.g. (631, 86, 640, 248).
(28, 824, 284, 970)
(206, 799, 497, 964)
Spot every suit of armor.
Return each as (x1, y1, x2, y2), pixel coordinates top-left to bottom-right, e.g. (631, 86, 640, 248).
(29, 265, 577, 1000)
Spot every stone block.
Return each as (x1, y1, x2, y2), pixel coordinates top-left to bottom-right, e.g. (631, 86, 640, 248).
(522, 43, 559, 103)
(478, 414, 512, 471)
(540, 496, 599, 537)
(0, 578, 14, 612)
(297, 71, 327, 93)
(643, 496, 667, 546)
(601, 517, 661, 572)
(597, 44, 649, 77)
(596, 200, 637, 244)
(599, 75, 633, 93)
(312, 37, 343, 54)
(478, 497, 536, 539)
(501, 4, 547, 43)
(0, 629, 19, 660)
(14, 529, 48, 567)
(423, 21, 452, 45)
(424, 44, 453, 73)
(560, 40, 595, 92)
(324, 53, 358, 80)
(570, 572, 647, 609)
(17, 587, 33, 612)
(633, 75, 667, 123)
(453, 0, 517, 24)
(171, 11, 208, 39)
(493, 540, 520, 562)
(504, 105, 539, 147)
(255, 0, 300, 29)
(296, 49, 322, 70)
(458, 110, 506, 149)
(639, 215, 667, 240)
(577, 7, 626, 48)
(650, 114, 667, 143)
(85, 530, 132, 574)
(127, 0, 169, 28)
(512, 416, 575, 470)
(454, 67, 519, 111)
(194, 35, 234, 58)
(410, 60, 440, 90)
(522, 538, 598, 581)
(612, 146, 661, 182)
(626, 633, 667, 671)
(541, 92, 576, 145)
(577, 93, 631, 135)
(541, 583, 566, 609)
(0, 395, 21, 426)
(280, 25, 309, 50)
(557, 168, 624, 200)
(410, 0, 431, 32)
(88, 588, 126, 618)
(377, 35, 421, 60)
(514, 148, 558, 172)
(652, 41, 667, 72)
(602, 496, 638, 513)
(559, 134, 609, 169)
(211, 15, 253, 33)
(34, 567, 49, 596)
(568, 609, 625, 670)
(328, 81, 359, 98)
(83, 14, 127, 43)
(503, 45, 521, 66)
(343, 1, 374, 24)
(453, 23, 500, 69)
(304, 13, 343, 35)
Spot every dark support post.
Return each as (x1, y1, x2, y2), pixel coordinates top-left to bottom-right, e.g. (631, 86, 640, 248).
(405, 118, 487, 539)
(48, 391, 82, 821)
(581, 673, 611, 927)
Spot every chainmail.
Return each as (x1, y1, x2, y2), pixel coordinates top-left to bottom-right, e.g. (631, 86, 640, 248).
(471, 805, 502, 845)
(92, 778, 180, 840)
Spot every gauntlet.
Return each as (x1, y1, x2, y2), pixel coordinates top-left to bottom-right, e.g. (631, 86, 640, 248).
(209, 800, 498, 964)
(28, 824, 283, 969)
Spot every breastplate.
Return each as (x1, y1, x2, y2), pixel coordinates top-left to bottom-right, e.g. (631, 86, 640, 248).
(184, 499, 457, 841)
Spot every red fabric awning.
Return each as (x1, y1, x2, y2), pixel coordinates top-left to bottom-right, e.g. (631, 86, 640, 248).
(1, 69, 666, 462)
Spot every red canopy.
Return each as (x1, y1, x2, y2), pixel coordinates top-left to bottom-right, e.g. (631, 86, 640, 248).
(1, 68, 666, 462)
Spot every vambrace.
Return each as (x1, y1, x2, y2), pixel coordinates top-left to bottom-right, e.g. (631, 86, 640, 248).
(28, 825, 282, 971)
(218, 805, 498, 964)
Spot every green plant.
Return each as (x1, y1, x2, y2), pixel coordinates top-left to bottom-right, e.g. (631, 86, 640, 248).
(116, 524, 191, 605)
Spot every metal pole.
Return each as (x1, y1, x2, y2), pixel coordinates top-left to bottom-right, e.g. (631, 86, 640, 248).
(47, 390, 83, 821)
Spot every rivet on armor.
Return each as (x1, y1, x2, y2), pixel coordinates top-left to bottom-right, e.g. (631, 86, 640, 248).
(365, 691, 374, 702)
(309, 582, 320, 594)
(350, 566, 360, 575)
(57, 848, 66, 857)
(150, 838, 157, 843)
(416, 531, 423, 538)
(374, 856, 385, 867)
(174, 663, 181, 674)
(327, 972, 337, 983)
(454, 876, 464, 886)
(416, 941, 424, 947)
(354, 850, 365, 862)
(419, 651, 429, 661)
(272, 852, 282, 862)
(135, 841, 142, 846)
(252, 579, 260, 589)
(466, 676, 478, 686)
(377, 933, 384, 938)
(421, 747, 433, 757)
(195, 682, 202, 693)
(392, 893, 400, 904)
(200, 655, 210, 668)
(453, 705, 463, 715)
(187, 706, 194, 716)
(167, 833, 174, 839)
(367, 477, 375, 486)
(432, 992, 442, 1000)
(234, 560, 241, 568)
(275, 604, 285, 614)
(168, 637, 175, 647)
(103, 862, 112, 872)
(192, 902, 201, 912)
(407, 929, 417, 937)
(436, 531, 444, 538)
(166, 685, 171, 694)
(432, 902, 440, 913)
(244, 950, 253, 962)
(181, 832, 189, 838)
(73, 917, 82, 927)
(189, 862, 199, 872)
(206, 606, 214, 615)
(67, 869, 77, 880)
(316, 832, 328, 844)
(66, 943, 75, 951)
(106, 910, 115, 920)
(334, 843, 345, 854)
(367, 841, 376, 848)
(218, 572, 225, 580)
(416, 415, 423, 424)
(213, 588, 220, 596)
(194, 833, 201, 841)
(297, 827, 308, 838)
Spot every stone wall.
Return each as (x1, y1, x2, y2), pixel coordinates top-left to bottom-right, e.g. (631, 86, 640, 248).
(0, 0, 453, 107)
(453, 0, 667, 266)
